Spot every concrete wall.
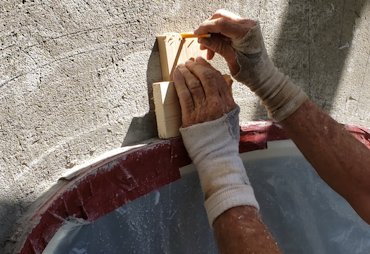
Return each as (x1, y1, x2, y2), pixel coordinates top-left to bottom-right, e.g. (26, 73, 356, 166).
(0, 0, 369, 251)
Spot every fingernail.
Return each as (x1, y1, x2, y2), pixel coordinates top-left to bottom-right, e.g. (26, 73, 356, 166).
(174, 67, 185, 78)
(195, 56, 204, 62)
(175, 64, 184, 73)
(185, 59, 193, 65)
(173, 68, 180, 79)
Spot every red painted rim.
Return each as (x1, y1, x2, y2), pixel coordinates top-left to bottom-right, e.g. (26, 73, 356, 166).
(14, 122, 370, 254)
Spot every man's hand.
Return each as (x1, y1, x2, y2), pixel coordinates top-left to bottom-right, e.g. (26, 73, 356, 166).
(194, 9, 271, 88)
(194, 9, 256, 75)
(195, 9, 308, 122)
(173, 57, 280, 254)
(173, 57, 236, 127)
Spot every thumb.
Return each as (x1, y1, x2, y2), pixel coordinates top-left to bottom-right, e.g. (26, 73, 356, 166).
(199, 37, 239, 75)
(198, 37, 233, 59)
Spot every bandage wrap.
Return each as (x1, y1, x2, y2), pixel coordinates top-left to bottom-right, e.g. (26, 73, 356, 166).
(180, 107, 259, 226)
(232, 23, 308, 122)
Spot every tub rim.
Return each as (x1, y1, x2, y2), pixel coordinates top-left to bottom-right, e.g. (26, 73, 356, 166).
(12, 122, 370, 254)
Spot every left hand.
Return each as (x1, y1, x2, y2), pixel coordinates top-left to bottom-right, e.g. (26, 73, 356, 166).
(194, 9, 257, 75)
(173, 57, 236, 128)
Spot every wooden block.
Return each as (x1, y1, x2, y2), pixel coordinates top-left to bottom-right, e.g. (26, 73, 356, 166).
(154, 32, 232, 139)
(154, 32, 206, 139)
(156, 33, 207, 81)
(153, 81, 181, 139)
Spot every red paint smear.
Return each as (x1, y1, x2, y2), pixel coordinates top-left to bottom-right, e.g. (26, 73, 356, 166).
(239, 122, 287, 152)
(16, 123, 370, 254)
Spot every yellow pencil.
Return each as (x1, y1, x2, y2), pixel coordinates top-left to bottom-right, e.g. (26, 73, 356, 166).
(180, 33, 211, 39)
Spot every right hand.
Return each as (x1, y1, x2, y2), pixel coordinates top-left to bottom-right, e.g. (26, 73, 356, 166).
(195, 10, 308, 122)
(194, 9, 258, 76)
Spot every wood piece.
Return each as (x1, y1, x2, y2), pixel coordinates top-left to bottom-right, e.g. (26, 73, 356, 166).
(156, 33, 207, 81)
(154, 32, 232, 139)
(154, 32, 206, 139)
(153, 81, 181, 139)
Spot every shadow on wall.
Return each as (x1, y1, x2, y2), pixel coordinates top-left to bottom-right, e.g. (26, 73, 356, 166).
(0, 200, 27, 251)
(253, 0, 366, 120)
(121, 41, 161, 146)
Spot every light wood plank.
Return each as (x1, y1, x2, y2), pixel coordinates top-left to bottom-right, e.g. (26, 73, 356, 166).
(154, 33, 232, 139)
(156, 33, 206, 81)
(154, 33, 206, 139)
(153, 81, 181, 139)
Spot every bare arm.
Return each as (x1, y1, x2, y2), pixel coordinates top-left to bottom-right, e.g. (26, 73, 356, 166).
(281, 100, 370, 223)
(214, 206, 280, 254)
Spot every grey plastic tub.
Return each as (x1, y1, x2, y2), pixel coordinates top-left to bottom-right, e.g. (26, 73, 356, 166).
(43, 140, 370, 254)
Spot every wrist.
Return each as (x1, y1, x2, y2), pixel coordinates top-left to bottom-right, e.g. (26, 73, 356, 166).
(180, 107, 240, 167)
(180, 107, 259, 226)
(230, 22, 308, 122)
(254, 68, 308, 121)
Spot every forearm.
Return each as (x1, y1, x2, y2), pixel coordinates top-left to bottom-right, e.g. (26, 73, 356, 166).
(179, 106, 281, 253)
(214, 206, 280, 254)
(281, 100, 370, 223)
(224, 19, 370, 223)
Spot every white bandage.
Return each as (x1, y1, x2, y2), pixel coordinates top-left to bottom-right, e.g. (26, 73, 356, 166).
(232, 22, 308, 122)
(180, 107, 259, 226)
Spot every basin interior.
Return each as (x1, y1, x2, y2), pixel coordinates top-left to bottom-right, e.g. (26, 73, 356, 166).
(44, 140, 370, 254)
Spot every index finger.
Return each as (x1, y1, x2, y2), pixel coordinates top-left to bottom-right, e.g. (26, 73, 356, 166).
(194, 17, 243, 40)
(173, 67, 194, 117)
(194, 10, 256, 40)
(185, 58, 223, 98)
(209, 9, 242, 20)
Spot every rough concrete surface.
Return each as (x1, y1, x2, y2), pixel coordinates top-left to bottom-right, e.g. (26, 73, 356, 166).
(0, 0, 369, 251)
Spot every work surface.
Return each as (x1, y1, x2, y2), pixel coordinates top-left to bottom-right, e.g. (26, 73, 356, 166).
(44, 141, 370, 254)
(1, 1, 369, 251)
